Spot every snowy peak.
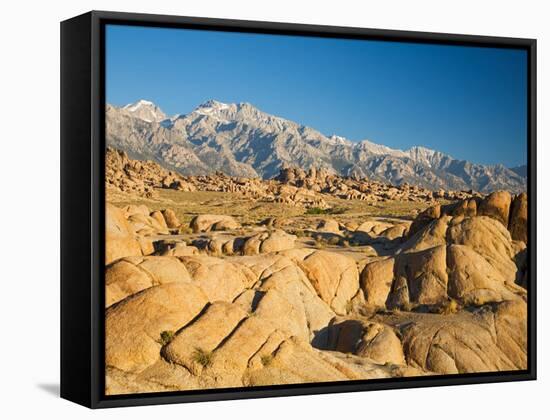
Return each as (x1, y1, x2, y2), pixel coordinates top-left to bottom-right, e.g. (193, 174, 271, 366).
(191, 99, 237, 121)
(123, 99, 154, 111)
(328, 135, 352, 146)
(122, 99, 166, 122)
(190, 100, 292, 130)
(196, 99, 230, 112)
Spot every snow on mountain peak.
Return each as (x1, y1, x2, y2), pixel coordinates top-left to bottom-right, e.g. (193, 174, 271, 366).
(106, 98, 526, 192)
(124, 99, 155, 111)
(122, 99, 166, 122)
(192, 100, 233, 119)
(197, 99, 230, 110)
(328, 135, 351, 145)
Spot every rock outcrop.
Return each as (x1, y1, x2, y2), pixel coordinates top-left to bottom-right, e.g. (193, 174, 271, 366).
(407, 191, 528, 245)
(106, 147, 487, 210)
(190, 214, 241, 233)
(106, 282, 209, 373)
(106, 147, 196, 197)
(104, 183, 528, 395)
(360, 214, 526, 311)
(106, 203, 188, 265)
(375, 300, 527, 374)
(105, 203, 143, 265)
(509, 192, 528, 243)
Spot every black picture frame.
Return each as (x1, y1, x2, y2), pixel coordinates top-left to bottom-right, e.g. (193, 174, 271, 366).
(60, 10, 537, 409)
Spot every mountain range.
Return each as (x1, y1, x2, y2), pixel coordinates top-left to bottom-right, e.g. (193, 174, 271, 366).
(106, 99, 527, 193)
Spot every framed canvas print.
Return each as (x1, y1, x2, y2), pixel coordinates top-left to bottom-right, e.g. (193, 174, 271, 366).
(60, 11, 536, 408)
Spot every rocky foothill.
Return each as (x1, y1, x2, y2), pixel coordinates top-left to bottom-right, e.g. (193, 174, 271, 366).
(105, 185, 528, 394)
(106, 147, 196, 198)
(274, 165, 479, 203)
(106, 147, 480, 208)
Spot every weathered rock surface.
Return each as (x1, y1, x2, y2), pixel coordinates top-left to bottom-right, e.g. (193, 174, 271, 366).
(246, 230, 296, 255)
(106, 203, 189, 265)
(478, 191, 512, 226)
(328, 318, 406, 365)
(104, 186, 528, 394)
(447, 244, 520, 305)
(179, 255, 256, 302)
(105, 203, 142, 265)
(360, 215, 525, 310)
(106, 258, 152, 307)
(190, 214, 241, 233)
(191, 229, 296, 257)
(509, 192, 528, 243)
(407, 191, 528, 244)
(299, 251, 360, 315)
(233, 254, 335, 342)
(156, 239, 199, 257)
(389, 245, 448, 307)
(162, 208, 181, 229)
(447, 216, 518, 283)
(106, 283, 209, 373)
(360, 257, 395, 308)
(376, 300, 527, 374)
(106, 147, 196, 198)
(163, 302, 248, 375)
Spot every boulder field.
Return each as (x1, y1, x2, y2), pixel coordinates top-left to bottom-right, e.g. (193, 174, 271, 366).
(104, 190, 528, 395)
(106, 147, 483, 208)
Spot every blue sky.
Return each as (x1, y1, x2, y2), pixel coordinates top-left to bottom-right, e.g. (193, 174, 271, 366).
(106, 24, 527, 167)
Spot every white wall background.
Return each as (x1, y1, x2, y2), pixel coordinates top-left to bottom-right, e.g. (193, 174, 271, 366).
(0, 0, 547, 417)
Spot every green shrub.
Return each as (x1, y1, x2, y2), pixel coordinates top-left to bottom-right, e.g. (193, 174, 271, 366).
(158, 330, 175, 346)
(305, 207, 347, 215)
(260, 354, 273, 366)
(177, 226, 193, 235)
(437, 299, 460, 315)
(192, 347, 213, 367)
(305, 207, 327, 215)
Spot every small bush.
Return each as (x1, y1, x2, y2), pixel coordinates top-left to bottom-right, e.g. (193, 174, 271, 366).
(305, 207, 327, 215)
(438, 299, 460, 315)
(384, 362, 399, 370)
(327, 236, 341, 246)
(192, 347, 213, 367)
(158, 330, 175, 346)
(178, 225, 194, 235)
(305, 207, 347, 215)
(260, 354, 273, 366)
